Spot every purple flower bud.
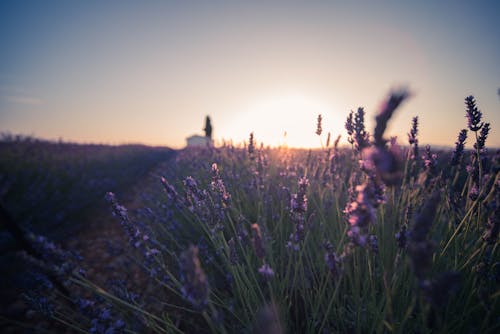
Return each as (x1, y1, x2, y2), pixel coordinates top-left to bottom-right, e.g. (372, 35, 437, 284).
(161, 177, 179, 202)
(258, 263, 275, 280)
(465, 95, 483, 132)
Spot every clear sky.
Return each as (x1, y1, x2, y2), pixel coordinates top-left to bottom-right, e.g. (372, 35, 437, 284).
(1, 0, 499, 148)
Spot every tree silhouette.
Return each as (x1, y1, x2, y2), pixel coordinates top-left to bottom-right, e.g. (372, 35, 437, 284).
(204, 116, 213, 139)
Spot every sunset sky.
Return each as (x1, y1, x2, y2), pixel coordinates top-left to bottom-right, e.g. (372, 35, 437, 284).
(1, 1, 499, 148)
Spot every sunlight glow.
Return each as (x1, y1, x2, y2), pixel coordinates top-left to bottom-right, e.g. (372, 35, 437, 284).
(221, 94, 344, 148)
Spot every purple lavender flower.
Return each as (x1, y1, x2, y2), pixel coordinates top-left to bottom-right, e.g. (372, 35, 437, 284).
(325, 132, 331, 148)
(450, 129, 467, 166)
(316, 114, 323, 136)
(160, 176, 179, 203)
(408, 116, 419, 160)
(288, 177, 309, 249)
(258, 263, 275, 280)
(345, 111, 354, 145)
(374, 89, 410, 147)
(248, 132, 255, 157)
(22, 233, 81, 292)
(290, 177, 308, 214)
(23, 293, 55, 317)
(324, 241, 342, 280)
(183, 176, 205, 210)
(363, 144, 403, 186)
(210, 163, 231, 211)
(106, 192, 166, 280)
(422, 145, 438, 173)
(474, 122, 490, 151)
(395, 205, 412, 249)
(408, 116, 418, 145)
(179, 245, 209, 309)
(353, 107, 370, 151)
(465, 95, 483, 132)
(344, 179, 381, 247)
(469, 184, 479, 201)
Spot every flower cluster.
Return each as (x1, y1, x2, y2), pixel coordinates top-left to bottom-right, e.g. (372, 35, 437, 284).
(106, 192, 164, 280)
(288, 176, 309, 250)
(344, 178, 382, 247)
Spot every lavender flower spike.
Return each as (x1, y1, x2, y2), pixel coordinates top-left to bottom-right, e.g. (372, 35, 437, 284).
(450, 129, 467, 166)
(408, 116, 418, 145)
(316, 114, 323, 136)
(258, 263, 275, 280)
(408, 116, 419, 160)
(353, 107, 370, 151)
(345, 111, 354, 145)
(248, 132, 255, 156)
(465, 95, 483, 132)
(374, 89, 410, 147)
(324, 241, 342, 280)
(474, 122, 490, 151)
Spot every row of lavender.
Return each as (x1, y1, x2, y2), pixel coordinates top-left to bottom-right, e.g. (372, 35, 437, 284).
(18, 92, 499, 333)
(0, 137, 172, 241)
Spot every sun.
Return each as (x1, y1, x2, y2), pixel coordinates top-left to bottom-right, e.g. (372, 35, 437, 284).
(221, 94, 344, 148)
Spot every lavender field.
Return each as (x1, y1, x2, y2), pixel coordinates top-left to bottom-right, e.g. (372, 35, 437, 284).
(1, 92, 498, 333)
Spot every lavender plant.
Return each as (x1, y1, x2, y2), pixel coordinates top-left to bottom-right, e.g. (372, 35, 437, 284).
(9, 92, 499, 333)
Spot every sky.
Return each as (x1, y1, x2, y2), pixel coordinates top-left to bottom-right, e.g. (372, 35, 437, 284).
(1, 0, 499, 149)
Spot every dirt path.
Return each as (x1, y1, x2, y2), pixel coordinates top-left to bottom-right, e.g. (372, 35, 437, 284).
(1, 154, 177, 333)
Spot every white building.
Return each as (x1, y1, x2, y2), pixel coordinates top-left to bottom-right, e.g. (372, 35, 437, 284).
(186, 135, 213, 147)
